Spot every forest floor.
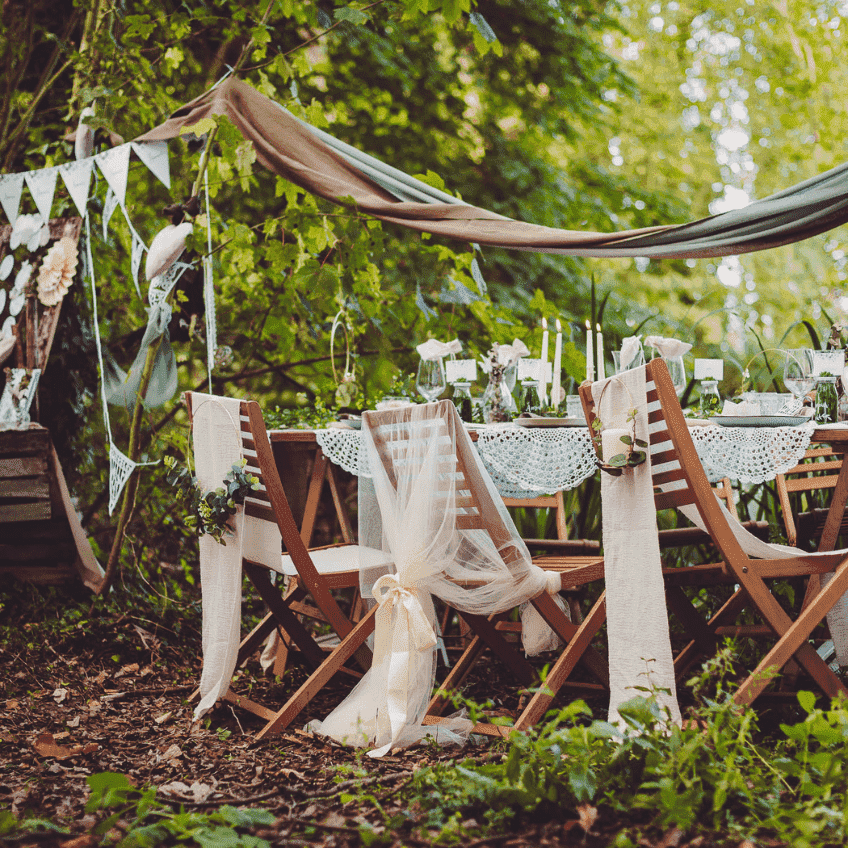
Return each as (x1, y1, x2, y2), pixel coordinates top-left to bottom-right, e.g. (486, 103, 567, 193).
(0, 592, 782, 848)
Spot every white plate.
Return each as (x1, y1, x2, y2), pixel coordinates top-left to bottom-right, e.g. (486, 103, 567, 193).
(713, 415, 809, 428)
(514, 417, 587, 428)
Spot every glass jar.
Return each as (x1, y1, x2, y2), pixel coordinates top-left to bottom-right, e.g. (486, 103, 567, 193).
(517, 378, 543, 415)
(451, 381, 474, 423)
(699, 379, 721, 417)
(482, 364, 515, 423)
(814, 376, 839, 424)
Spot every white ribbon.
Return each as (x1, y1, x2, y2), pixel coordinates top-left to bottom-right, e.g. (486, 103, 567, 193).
(368, 572, 437, 758)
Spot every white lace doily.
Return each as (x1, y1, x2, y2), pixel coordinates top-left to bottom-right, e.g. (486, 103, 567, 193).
(689, 422, 815, 484)
(315, 421, 817, 492)
(474, 424, 597, 496)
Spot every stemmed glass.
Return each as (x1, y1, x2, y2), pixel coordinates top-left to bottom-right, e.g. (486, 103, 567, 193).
(663, 355, 687, 397)
(416, 357, 447, 402)
(783, 349, 814, 403)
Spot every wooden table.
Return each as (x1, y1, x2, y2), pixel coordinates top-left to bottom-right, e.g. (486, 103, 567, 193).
(268, 430, 355, 547)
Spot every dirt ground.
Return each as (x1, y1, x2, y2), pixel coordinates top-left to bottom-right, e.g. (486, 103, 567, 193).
(0, 601, 741, 848)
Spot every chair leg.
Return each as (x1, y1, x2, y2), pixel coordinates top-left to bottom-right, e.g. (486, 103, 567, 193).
(514, 592, 607, 731)
(244, 563, 329, 669)
(734, 563, 848, 705)
(255, 606, 378, 741)
(530, 591, 609, 686)
(672, 587, 748, 680)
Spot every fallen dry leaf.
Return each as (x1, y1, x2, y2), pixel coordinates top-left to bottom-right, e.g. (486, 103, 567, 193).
(53, 688, 69, 704)
(114, 663, 139, 680)
(158, 743, 183, 762)
(5, 699, 19, 710)
(576, 803, 598, 833)
(154, 711, 173, 725)
(67, 716, 81, 728)
(60, 835, 100, 848)
(33, 732, 99, 760)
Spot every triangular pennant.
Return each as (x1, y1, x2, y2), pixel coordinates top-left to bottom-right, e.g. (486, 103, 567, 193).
(95, 143, 131, 207)
(130, 232, 145, 297)
(102, 188, 118, 240)
(131, 141, 170, 189)
(0, 173, 24, 224)
(23, 166, 58, 223)
(59, 159, 94, 217)
(108, 443, 137, 515)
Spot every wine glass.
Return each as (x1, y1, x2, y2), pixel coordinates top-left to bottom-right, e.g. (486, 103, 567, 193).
(416, 357, 446, 402)
(663, 355, 687, 397)
(783, 349, 814, 400)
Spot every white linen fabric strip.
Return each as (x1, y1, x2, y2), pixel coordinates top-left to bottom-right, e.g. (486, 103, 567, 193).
(191, 393, 245, 720)
(591, 367, 682, 727)
(310, 402, 558, 756)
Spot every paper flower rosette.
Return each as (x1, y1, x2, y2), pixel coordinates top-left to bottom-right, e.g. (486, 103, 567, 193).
(36, 237, 79, 307)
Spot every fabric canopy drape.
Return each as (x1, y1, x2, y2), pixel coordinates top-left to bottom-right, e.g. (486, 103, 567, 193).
(135, 77, 848, 260)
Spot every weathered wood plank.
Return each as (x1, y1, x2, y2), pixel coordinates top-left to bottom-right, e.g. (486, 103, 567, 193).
(0, 477, 50, 499)
(0, 456, 49, 477)
(0, 501, 52, 522)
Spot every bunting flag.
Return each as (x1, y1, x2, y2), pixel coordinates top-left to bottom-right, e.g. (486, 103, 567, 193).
(131, 141, 170, 189)
(23, 166, 59, 223)
(59, 159, 94, 217)
(102, 188, 118, 240)
(108, 443, 138, 515)
(0, 173, 24, 224)
(95, 143, 132, 207)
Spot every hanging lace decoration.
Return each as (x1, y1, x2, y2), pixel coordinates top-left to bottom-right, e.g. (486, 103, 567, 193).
(108, 444, 137, 515)
(130, 232, 145, 298)
(148, 260, 191, 309)
(203, 170, 216, 389)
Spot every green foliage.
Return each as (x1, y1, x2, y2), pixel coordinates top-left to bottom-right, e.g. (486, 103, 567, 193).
(78, 772, 277, 848)
(408, 658, 848, 845)
(164, 457, 260, 544)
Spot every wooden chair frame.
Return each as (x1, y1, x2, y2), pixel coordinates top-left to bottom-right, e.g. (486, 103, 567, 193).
(579, 361, 848, 706)
(186, 392, 376, 740)
(357, 400, 607, 736)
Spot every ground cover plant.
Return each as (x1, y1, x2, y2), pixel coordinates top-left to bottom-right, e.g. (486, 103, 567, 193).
(3, 579, 848, 848)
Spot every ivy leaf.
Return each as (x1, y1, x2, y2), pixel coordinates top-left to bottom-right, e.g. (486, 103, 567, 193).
(334, 7, 370, 25)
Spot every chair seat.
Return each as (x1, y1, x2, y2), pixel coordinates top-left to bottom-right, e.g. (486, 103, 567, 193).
(278, 544, 390, 577)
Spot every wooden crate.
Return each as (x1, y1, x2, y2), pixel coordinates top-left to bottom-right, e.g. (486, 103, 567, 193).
(0, 425, 102, 588)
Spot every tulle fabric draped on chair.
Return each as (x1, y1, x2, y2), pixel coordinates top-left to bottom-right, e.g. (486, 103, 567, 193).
(309, 400, 560, 757)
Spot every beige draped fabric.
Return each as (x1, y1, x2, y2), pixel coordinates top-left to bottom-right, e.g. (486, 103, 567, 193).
(135, 77, 848, 260)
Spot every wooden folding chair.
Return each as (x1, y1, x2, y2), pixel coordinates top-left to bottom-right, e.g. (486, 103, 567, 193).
(579, 360, 848, 706)
(776, 447, 848, 549)
(186, 392, 381, 740)
(358, 400, 608, 736)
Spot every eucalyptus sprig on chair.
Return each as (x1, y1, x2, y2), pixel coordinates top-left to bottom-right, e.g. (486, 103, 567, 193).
(164, 456, 260, 544)
(589, 379, 648, 476)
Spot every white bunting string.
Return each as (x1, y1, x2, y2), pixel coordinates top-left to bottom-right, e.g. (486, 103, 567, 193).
(130, 232, 145, 297)
(0, 173, 24, 224)
(102, 188, 118, 240)
(203, 169, 216, 390)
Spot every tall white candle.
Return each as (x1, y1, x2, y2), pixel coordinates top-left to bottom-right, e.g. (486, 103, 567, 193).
(539, 317, 549, 406)
(552, 318, 563, 409)
(596, 323, 606, 381)
(585, 320, 594, 382)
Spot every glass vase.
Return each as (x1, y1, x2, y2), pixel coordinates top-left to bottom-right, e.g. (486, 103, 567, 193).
(451, 381, 474, 423)
(482, 367, 516, 423)
(814, 377, 838, 425)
